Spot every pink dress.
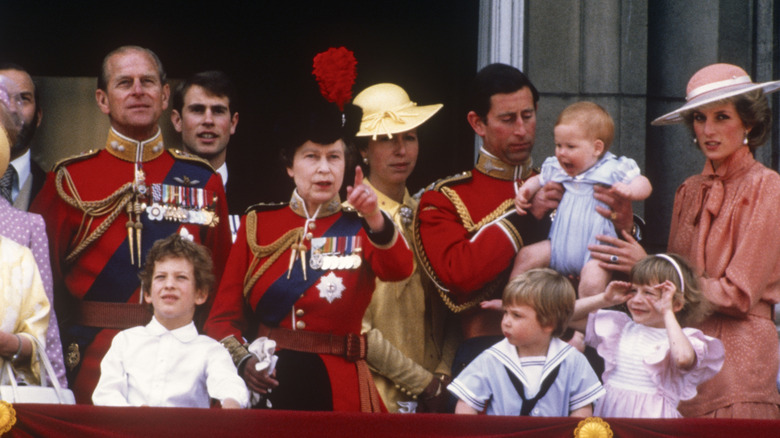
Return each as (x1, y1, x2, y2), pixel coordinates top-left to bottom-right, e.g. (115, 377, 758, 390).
(669, 146, 780, 418)
(585, 310, 724, 418)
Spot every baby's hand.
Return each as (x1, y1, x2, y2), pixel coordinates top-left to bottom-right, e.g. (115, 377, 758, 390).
(611, 182, 632, 199)
(480, 299, 503, 311)
(603, 280, 632, 306)
(651, 280, 677, 315)
(514, 187, 532, 215)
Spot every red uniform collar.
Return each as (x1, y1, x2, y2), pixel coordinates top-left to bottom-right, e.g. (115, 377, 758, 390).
(104, 128, 165, 163)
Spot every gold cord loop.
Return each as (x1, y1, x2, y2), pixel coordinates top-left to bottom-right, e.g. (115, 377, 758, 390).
(55, 167, 134, 265)
(413, 187, 514, 313)
(243, 211, 303, 297)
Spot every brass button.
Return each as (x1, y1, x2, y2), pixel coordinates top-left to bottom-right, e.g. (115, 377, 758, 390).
(295, 309, 305, 317)
(295, 320, 306, 329)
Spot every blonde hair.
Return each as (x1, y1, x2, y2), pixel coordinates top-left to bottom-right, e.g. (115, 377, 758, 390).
(503, 268, 576, 338)
(556, 101, 615, 151)
(629, 254, 711, 327)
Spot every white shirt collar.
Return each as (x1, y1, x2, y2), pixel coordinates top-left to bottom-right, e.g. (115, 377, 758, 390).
(146, 316, 199, 343)
(216, 162, 228, 189)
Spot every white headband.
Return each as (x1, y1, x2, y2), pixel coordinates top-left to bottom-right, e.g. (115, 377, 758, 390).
(655, 254, 685, 295)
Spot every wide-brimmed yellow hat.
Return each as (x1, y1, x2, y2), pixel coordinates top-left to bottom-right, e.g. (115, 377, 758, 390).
(354, 83, 442, 139)
(652, 63, 780, 125)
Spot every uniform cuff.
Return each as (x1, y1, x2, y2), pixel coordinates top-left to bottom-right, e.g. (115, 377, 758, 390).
(220, 335, 252, 368)
(362, 211, 396, 247)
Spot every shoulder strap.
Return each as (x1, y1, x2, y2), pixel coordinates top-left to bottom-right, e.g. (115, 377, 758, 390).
(504, 363, 562, 416)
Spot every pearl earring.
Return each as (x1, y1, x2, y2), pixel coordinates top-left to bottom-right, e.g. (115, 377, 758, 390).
(743, 131, 749, 145)
(363, 157, 369, 165)
(692, 138, 698, 144)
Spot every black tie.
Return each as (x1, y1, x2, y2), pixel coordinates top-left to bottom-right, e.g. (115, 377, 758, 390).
(0, 166, 16, 203)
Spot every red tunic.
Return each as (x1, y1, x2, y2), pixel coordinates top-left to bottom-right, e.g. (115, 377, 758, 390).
(30, 128, 232, 403)
(206, 193, 413, 411)
(416, 150, 544, 338)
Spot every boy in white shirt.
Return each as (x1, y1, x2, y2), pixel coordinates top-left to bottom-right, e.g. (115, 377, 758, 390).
(92, 234, 249, 408)
(449, 269, 604, 416)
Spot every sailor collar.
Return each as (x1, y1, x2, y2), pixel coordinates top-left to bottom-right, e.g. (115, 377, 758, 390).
(289, 190, 342, 219)
(105, 127, 165, 163)
(475, 147, 534, 181)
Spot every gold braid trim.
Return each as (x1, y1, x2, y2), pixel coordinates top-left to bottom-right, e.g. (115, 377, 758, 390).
(439, 186, 514, 233)
(55, 167, 134, 265)
(414, 187, 514, 313)
(242, 211, 303, 297)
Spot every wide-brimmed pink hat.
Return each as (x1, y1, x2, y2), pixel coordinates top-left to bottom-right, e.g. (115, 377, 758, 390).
(651, 63, 780, 125)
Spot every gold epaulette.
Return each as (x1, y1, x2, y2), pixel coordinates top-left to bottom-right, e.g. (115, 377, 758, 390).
(245, 202, 287, 214)
(51, 149, 100, 172)
(430, 171, 472, 192)
(166, 149, 216, 172)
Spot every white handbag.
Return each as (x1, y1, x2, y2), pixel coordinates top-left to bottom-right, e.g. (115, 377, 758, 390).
(0, 336, 75, 404)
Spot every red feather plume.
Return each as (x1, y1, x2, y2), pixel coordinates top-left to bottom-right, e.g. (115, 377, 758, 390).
(312, 47, 357, 111)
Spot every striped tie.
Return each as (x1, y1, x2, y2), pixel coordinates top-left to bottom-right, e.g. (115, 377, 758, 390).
(0, 166, 16, 203)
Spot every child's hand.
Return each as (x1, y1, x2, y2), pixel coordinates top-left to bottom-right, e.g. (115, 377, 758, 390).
(603, 280, 632, 306)
(514, 187, 532, 215)
(480, 299, 503, 311)
(651, 280, 677, 315)
(611, 182, 632, 199)
(220, 398, 241, 409)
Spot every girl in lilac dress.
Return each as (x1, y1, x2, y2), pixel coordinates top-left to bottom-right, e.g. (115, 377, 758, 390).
(570, 254, 724, 418)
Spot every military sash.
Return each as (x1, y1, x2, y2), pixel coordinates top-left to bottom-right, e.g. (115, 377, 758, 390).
(255, 214, 363, 326)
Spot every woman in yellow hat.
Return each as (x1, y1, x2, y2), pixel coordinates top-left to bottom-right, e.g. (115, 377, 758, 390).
(353, 83, 458, 413)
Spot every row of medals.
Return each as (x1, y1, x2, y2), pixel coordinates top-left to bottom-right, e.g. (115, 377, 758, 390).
(146, 202, 219, 227)
(309, 236, 362, 271)
(141, 181, 220, 227)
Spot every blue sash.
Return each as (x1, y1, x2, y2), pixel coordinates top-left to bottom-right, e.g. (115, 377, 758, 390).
(73, 160, 215, 345)
(256, 213, 363, 326)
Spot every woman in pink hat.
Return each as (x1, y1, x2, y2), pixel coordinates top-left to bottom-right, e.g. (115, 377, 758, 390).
(592, 63, 780, 418)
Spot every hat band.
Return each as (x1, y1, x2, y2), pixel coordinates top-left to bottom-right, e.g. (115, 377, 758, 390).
(362, 101, 417, 140)
(686, 75, 752, 102)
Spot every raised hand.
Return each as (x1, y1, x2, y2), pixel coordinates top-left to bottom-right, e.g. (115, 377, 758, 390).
(346, 166, 384, 231)
(651, 280, 677, 316)
(603, 280, 633, 306)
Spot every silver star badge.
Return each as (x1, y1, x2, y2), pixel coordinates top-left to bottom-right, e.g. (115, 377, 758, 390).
(317, 272, 345, 303)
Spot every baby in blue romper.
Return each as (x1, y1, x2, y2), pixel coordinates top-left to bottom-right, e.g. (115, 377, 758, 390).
(511, 102, 652, 298)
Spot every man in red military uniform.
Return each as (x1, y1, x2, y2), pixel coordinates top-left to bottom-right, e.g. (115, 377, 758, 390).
(31, 46, 231, 403)
(415, 64, 636, 378)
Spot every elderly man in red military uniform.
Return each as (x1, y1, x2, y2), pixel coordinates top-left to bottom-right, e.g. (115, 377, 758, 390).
(415, 63, 637, 380)
(31, 46, 232, 403)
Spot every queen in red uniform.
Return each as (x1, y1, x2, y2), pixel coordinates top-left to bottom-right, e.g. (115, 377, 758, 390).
(205, 48, 413, 412)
